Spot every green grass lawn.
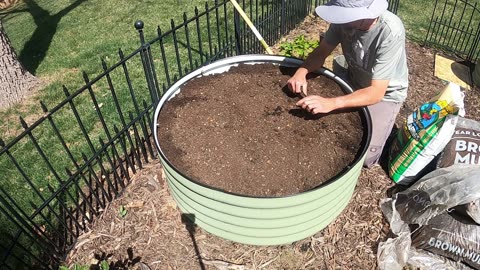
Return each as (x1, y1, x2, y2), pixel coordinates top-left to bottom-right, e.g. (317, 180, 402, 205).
(398, 0, 433, 43)
(1, 0, 211, 121)
(0, 0, 217, 211)
(399, 0, 480, 56)
(0, 0, 222, 258)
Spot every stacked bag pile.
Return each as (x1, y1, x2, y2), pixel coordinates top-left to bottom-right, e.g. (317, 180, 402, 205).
(377, 82, 480, 269)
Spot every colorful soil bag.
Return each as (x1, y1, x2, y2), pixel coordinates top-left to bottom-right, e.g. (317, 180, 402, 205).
(388, 82, 465, 184)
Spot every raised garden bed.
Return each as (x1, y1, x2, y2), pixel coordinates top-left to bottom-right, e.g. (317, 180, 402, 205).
(153, 55, 372, 245)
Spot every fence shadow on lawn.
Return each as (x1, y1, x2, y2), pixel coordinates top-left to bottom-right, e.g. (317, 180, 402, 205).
(18, 0, 87, 75)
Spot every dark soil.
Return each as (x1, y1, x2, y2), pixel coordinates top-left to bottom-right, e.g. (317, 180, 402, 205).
(64, 15, 480, 270)
(157, 63, 364, 196)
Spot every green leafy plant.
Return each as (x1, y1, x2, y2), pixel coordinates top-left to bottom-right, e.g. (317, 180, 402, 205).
(279, 35, 319, 59)
(119, 205, 128, 218)
(100, 260, 110, 270)
(58, 264, 89, 270)
(59, 260, 110, 270)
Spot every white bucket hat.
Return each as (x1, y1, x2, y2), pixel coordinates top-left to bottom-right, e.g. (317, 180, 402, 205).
(315, 0, 388, 24)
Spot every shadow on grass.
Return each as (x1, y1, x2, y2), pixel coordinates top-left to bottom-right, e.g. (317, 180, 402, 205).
(18, 0, 87, 75)
(0, 222, 57, 269)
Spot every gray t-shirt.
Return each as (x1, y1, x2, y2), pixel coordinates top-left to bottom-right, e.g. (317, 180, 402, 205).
(324, 11, 409, 102)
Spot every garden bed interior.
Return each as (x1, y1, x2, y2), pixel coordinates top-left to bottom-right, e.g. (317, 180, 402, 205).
(157, 63, 365, 197)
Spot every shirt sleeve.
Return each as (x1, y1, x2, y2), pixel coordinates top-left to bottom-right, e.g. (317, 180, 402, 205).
(323, 24, 341, 47)
(372, 32, 405, 81)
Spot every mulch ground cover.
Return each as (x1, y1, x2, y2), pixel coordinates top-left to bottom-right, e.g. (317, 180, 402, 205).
(63, 15, 480, 270)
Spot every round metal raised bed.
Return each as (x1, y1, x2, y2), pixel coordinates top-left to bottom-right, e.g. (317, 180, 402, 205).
(153, 55, 372, 245)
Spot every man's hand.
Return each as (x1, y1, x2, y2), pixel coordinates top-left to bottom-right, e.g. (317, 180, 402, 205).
(296, 95, 337, 114)
(287, 67, 309, 96)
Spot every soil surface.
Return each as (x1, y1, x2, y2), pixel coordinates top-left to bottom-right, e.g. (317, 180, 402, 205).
(64, 15, 480, 270)
(157, 64, 364, 197)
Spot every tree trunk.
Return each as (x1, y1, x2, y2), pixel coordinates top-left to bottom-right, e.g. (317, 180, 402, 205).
(0, 21, 39, 109)
(0, 0, 18, 9)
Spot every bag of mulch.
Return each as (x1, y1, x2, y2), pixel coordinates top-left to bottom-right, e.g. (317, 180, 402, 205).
(435, 117, 480, 224)
(378, 165, 480, 270)
(411, 212, 480, 269)
(378, 233, 476, 270)
(388, 82, 465, 185)
(388, 165, 480, 227)
(437, 117, 480, 168)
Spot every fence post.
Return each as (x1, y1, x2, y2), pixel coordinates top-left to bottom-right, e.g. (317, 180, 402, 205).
(233, 8, 243, 55)
(135, 20, 160, 105)
(281, 0, 287, 35)
(467, 21, 480, 63)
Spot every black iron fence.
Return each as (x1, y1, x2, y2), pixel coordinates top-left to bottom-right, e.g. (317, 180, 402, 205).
(0, 0, 312, 269)
(425, 0, 480, 62)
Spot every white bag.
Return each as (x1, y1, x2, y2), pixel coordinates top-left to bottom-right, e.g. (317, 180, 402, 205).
(388, 82, 465, 185)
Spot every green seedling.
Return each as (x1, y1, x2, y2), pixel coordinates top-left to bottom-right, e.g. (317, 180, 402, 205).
(100, 260, 110, 270)
(119, 205, 128, 218)
(59, 264, 89, 270)
(59, 260, 110, 270)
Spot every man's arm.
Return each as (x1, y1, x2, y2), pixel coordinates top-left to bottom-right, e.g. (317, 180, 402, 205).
(297, 79, 389, 114)
(301, 39, 336, 72)
(287, 40, 337, 95)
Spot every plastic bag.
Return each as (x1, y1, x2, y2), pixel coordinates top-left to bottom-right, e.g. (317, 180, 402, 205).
(378, 233, 475, 270)
(410, 212, 480, 269)
(377, 231, 475, 270)
(378, 165, 480, 269)
(388, 82, 465, 185)
(377, 232, 411, 270)
(407, 247, 475, 270)
(389, 165, 480, 227)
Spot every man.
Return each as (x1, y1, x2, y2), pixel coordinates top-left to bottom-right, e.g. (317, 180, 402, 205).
(287, 0, 408, 168)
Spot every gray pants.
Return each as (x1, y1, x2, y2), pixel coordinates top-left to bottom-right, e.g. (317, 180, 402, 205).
(333, 55, 402, 168)
(364, 101, 402, 168)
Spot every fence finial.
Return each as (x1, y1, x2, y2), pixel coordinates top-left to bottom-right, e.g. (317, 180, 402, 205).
(134, 20, 144, 30)
(135, 20, 146, 45)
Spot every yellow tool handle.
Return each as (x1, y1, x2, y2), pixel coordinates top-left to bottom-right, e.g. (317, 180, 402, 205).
(230, 0, 273, 55)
